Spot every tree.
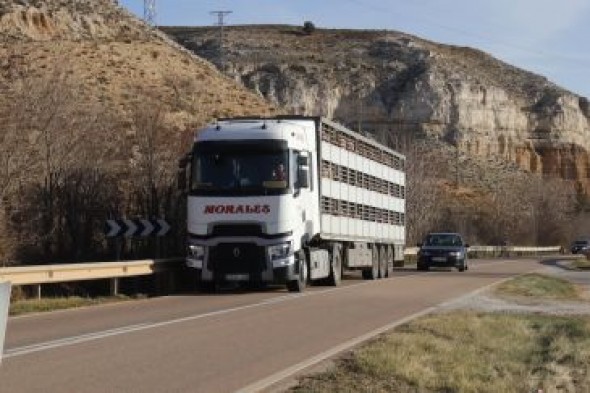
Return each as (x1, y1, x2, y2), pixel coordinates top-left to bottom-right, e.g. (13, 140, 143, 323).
(124, 95, 189, 258)
(303, 21, 316, 35)
(375, 130, 443, 244)
(1, 57, 115, 263)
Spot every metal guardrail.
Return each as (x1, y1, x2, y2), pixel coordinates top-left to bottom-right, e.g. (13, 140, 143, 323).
(0, 258, 183, 286)
(0, 258, 184, 299)
(0, 246, 561, 289)
(404, 246, 561, 256)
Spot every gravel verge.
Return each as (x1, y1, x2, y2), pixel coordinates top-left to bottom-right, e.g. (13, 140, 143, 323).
(437, 262, 590, 315)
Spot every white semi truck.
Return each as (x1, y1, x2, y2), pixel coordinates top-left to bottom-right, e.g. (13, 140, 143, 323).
(179, 116, 405, 292)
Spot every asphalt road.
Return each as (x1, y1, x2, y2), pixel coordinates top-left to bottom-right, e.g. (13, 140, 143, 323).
(1, 258, 544, 393)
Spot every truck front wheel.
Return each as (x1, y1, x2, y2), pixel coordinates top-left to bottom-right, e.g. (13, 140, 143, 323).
(327, 244, 342, 286)
(287, 252, 308, 292)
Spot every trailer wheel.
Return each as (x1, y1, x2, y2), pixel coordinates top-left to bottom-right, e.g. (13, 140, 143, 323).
(378, 245, 387, 278)
(287, 251, 308, 292)
(327, 244, 342, 286)
(362, 246, 379, 280)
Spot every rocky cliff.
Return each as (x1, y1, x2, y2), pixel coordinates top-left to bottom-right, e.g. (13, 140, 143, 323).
(163, 25, 590, 191)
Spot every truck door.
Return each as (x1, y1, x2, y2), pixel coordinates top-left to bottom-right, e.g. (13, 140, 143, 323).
(293, 151, 312, 236)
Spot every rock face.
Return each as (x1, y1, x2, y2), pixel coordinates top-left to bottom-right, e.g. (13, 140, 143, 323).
(163, 25, 590, 191)
(0, 0, 148, 40)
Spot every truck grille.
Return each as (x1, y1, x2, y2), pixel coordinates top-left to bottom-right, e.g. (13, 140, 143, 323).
(208, 243, 266, 274)
(211, 224, 262, 237)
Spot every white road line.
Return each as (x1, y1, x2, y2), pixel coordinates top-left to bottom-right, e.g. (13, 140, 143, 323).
(3, 281, 374, 359)
(238, 266, 539, 393)
(3, 258, 527, 360)
(4, 324, 151, 357)
(238, 306, 439, 393)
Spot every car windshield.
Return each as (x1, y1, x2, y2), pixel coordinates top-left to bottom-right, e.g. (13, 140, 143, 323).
(424, 234, 463, 247)
(574, 240, 589, 245)
(190, 141, 290, 196)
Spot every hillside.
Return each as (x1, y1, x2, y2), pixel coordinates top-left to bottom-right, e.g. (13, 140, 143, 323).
(163, 25, 590, 193)
(0, 0, 276, 263)
(0, 1, 275, 139)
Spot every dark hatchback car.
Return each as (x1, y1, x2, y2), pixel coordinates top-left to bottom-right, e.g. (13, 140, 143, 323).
(417, 233, 469, 272)
(571, 239, 590, 254)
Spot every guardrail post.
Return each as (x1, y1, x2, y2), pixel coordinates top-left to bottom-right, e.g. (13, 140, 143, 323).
(110, 278, 119, 296)
(0, 281, 11, 365)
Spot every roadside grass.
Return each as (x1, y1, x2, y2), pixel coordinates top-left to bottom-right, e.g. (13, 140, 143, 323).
(494, 273, 581, 300)
(9, 295, 146, 316)
(291, 312, 590, 393)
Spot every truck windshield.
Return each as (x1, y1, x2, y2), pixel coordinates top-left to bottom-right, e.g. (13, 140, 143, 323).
(190, 141, 290, 196)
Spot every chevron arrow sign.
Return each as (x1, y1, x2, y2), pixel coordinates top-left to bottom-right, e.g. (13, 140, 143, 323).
(105, 218, 171, 238)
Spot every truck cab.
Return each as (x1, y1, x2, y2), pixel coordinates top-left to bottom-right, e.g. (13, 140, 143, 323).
(182, 118, 320, 291)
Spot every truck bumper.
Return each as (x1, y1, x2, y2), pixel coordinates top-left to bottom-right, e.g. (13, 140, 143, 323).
(186, 255, 298, 284)
(271, 263, 299, 284)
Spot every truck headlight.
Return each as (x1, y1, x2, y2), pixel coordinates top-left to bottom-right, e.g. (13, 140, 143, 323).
(187, 244, 205, 269)
(188, 244, 205, 259)
(449, 251, 462, 257)
(268, 242, 292, 261)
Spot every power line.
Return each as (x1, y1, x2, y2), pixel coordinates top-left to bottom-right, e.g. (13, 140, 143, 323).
(210, 10, 233, 70)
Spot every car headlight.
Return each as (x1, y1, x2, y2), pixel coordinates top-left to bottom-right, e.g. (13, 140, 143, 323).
(449, 251, 462, 257)
(268, 242, 292, 261)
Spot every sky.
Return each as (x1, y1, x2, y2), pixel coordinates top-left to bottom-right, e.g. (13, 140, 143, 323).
(120, 0, 590, 98)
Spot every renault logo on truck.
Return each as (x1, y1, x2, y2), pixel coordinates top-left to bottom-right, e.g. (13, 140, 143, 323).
(233, 247, 240, 258)
(203, 205, 271, 214)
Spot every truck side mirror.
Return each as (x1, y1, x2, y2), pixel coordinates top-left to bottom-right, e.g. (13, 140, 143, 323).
(417, 243, 423, 247)
(297, 155, 309, 166)
(177, 154, 191, 192)
(297, 152, 310, 189)
(177, 169, 187, 191)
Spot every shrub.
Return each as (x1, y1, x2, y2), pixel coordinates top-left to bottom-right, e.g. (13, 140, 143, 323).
(303, 21, 315, 35)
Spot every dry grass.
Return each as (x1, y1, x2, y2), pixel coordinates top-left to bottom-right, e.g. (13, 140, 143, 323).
(571, 258, 590, 270)
(291, 312, 590, 393)
(9, 295, 145, 316)
(495, 274, 581, 300)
